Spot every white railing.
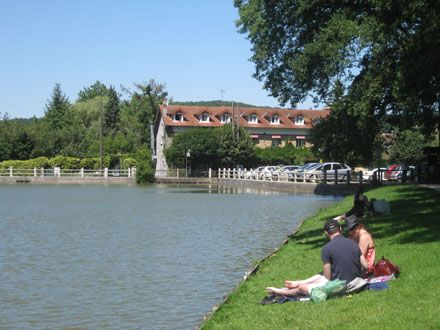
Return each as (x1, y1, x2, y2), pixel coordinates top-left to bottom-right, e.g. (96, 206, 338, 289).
(217, 168, 356, 184)
(0, 167, 136, 178)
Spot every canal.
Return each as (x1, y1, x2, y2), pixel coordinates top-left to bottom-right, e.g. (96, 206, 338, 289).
(0, 184, 341, 329)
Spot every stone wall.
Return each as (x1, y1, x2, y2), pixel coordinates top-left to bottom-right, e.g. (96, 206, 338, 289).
(0, 176, 135, 185)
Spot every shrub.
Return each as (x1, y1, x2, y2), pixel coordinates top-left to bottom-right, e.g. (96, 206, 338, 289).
(0, 157, 49, 169)
(48, 156, 81, 169)
(134, 146, 154, 183)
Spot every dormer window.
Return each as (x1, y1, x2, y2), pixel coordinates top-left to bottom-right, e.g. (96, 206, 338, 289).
(270, 114, 280, 125)
(248, 113, 258, 124)
(199, 112, 210, 123)
(173, 112, 183, 122)
(220, 113, 231, 123)
(295, 115, 304, 125)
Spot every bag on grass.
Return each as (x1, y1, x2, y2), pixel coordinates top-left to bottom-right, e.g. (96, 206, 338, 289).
(310, 279, 347, 303)
(373, 257, 400, 277)
(373, 200, 390, 213)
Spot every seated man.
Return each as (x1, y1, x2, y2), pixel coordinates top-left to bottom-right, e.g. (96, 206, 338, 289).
(266, 219, 367, 297)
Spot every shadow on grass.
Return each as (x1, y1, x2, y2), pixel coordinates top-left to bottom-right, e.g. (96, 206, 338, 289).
(290, 185, 440, 249)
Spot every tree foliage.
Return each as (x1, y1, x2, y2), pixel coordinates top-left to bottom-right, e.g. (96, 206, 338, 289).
(255, 143, 314, 165)
(104, 86, 120, 134)
(235, 0, 440, 138)
(389, 130, 427, 165)
(77, 81, 110, 102)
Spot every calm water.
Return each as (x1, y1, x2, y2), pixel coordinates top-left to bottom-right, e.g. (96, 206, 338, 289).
(0, 184, 341, 329)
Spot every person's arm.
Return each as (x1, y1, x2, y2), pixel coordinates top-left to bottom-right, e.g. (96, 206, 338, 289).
(360, 255, 368, 270)
(358, 234, 370, 257)
(323, 262, 332, 280)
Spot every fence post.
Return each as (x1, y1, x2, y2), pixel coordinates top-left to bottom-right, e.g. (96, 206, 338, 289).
(80, 168, 84, 178)
(104, 168, 108, 178)
(176, 168, 179, 178)
(303, 172, 306, 183)
(41, 167, 44, 177)
(209, 168, 212, 178)
(347, 171, 351, 184)
(323, 169, 327, 184)
(358, 171, 363, 184)
(218, 168, 221, 179)
(335, 169, 338, 185)
(128, 167, 131, 178)
(34, 167, 37, 177)
(9, 166, 13, 177)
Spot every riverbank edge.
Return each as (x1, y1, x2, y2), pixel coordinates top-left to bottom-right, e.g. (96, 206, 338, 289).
(197, 185, 440, 329)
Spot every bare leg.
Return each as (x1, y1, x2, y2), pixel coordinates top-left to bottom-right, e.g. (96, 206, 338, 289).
(285, 274, 322, 289)
(266, 284, 310, 297)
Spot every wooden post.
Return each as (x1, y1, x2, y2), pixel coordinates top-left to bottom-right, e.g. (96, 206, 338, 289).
(359, 171, 363, 184)
(323, 169, 327, 184)
(335, 169, 338, 185)
(347, 171, 351, 184)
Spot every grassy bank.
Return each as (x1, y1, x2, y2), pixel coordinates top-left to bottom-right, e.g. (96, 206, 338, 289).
(202, 185, 440, 329)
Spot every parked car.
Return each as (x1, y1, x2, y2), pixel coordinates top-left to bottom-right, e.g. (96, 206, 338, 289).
(250, 166, 266, 179)
(362, 167, 387, 181)
(260, 166, 281, 179)
(295, 163, 322, 179)
(393, 165, 415, 181)
(310, 162, 352, 181)
(384, 164, 399, 180)
(273, 165, 301, 179)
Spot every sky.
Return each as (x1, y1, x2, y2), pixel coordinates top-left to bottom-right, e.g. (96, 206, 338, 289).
(0, 1, 317, 118)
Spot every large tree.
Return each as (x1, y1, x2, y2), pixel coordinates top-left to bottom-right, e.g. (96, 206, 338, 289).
(235, 0, 440, 139)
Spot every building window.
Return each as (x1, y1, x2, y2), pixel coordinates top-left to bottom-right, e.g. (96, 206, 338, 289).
(173, 112, 183, 122)
(270, 114, 280, 124)
(295, 115, 304, 125)
(220, 113, 231, 123)
(248, 114, 258, 123)
(296, 139, 305, 148)
(199, 112, 210, 123)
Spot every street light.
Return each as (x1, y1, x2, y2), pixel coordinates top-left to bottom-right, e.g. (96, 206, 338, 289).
(186, 149, 191, 178)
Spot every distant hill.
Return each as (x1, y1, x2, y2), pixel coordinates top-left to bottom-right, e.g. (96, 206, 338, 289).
(169, 100, 272, 108)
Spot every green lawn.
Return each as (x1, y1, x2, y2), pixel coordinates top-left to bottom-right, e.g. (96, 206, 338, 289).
(201, 185, 440, 329)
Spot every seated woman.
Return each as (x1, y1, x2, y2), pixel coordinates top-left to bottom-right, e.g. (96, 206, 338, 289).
(345, 216, 375, 275)
(334, 186, 373, 222)
(266, 273, 328, 297)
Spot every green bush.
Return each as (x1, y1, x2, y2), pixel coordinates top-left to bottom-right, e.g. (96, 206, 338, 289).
(79, 157, 101, 170)
(134, 146, 154, 183)
(0, 157, 49, 169)
(255, 144, 314, 165)
(123, 157, 137, 168)
(48, 156, 81, 169)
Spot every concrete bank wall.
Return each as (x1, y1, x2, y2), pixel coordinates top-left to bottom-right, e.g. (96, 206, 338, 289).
(218, 178, 359, 196)
(0, 176, 135, 185)
(154, 177, 217, 184)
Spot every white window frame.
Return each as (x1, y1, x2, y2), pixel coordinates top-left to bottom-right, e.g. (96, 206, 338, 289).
(270, 114, 280, 125)
(199, 112, 210, 123)
(295, 115, 304, 125)
(248, 114, 258, 124)
(220, 113, 231, 123)
(173, 112, 183, 122)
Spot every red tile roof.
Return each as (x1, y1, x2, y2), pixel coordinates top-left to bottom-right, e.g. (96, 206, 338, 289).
(161, 105, 330, 129)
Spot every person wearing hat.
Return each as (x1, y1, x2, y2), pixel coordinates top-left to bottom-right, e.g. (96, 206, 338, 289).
(266, 219, 367, 297)
(345, 216, 376, 275)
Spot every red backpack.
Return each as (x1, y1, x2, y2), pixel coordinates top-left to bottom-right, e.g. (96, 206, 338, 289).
(373, 257, 400, 276)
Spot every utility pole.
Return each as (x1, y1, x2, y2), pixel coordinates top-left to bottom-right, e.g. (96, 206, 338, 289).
(220, 89, 225, 106)
(99, 97, 103, 170)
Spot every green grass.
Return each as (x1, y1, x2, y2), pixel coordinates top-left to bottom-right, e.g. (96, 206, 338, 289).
(201, 185, 440, 329)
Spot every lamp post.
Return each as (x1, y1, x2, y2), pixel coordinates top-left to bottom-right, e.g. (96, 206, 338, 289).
(186, 149, 191, 178)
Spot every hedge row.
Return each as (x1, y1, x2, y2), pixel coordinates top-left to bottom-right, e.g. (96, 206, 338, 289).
(0, 155, 137, 170)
